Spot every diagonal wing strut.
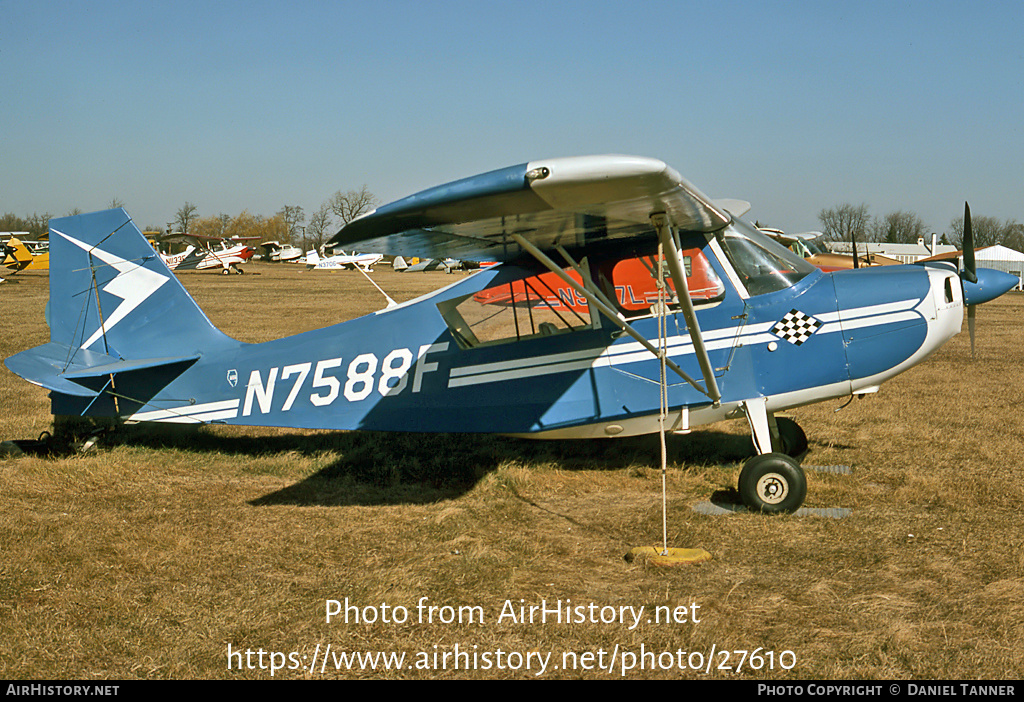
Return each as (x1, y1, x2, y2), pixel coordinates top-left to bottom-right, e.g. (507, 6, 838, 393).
(649, 213, 721, 405)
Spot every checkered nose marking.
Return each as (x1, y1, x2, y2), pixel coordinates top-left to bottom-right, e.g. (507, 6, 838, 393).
(771, 309, 823, 346)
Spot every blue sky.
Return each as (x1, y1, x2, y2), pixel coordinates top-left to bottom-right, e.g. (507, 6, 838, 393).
(3, 0, 1022, 235)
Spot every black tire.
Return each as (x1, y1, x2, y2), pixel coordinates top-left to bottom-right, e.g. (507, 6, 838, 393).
(738, 452, 807, 514)
(775, 417, 808, 458)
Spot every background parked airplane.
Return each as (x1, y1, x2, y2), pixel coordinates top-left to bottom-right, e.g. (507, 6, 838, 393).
(2, 237, 49, 272)
(259, 240, 302, 262)
(760, 229, 900, 271)
(157, 233, 258, 274)
(304, 249, 383, 272)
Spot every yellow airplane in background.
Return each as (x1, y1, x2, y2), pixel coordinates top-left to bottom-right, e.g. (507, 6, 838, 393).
(2, 237, 49, 273)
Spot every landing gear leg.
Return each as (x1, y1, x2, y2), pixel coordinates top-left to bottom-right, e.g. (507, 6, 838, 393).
(744, 399, 808, 459)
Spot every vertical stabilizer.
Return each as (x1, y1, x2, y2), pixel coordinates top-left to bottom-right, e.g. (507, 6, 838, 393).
(47, 208, 234, 360)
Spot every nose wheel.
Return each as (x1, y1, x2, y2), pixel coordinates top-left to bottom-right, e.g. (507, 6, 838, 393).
(738, 452, 807, 514)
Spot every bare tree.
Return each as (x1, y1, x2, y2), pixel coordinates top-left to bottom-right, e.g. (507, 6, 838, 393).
(947, 213, 1021, 249)
(277, 205, 305, 245)
(175, 202, 199, 235)
(0, 212, 51, 239)
(305, 203, 332, 252)
(872, 210, 927, 244)
(818, 203, 871, 243)
(1004, 222, 1024, 252)
(328, 185, 377, 226)
(31, 213, 52, 239)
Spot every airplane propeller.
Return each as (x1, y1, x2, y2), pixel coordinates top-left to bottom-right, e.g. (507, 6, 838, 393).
(962, 202, 977, 357)
(957, 201, 1018, 358)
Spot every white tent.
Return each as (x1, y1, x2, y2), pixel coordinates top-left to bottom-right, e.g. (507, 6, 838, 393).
(974, 245, 1024, 290)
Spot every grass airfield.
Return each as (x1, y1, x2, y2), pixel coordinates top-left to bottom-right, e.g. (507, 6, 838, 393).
(1, 263, 1022, 680)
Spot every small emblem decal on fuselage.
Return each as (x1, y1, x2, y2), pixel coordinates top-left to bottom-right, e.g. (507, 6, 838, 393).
(227, 369, 238, 387)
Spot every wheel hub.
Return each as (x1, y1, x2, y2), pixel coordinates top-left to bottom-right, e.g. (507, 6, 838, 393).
(756, 472, 789, 504)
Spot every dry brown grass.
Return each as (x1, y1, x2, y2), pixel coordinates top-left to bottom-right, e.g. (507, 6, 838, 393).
(1, 264, 1022, 679)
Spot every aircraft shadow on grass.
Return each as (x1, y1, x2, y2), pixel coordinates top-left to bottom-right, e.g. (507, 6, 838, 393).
(11, 422, 849, 510)
(78, 424, 759, 507)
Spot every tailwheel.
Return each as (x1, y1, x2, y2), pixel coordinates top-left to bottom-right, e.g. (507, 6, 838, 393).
(738, 452, 806, 514)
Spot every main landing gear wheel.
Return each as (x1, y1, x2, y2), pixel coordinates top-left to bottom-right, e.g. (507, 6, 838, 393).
(738, 452, 807, 514)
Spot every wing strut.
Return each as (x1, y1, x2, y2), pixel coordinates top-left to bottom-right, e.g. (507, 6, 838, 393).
(650, 213, 722, 406)
(509, 233, 714, 400)
(354, 264, 398, 309)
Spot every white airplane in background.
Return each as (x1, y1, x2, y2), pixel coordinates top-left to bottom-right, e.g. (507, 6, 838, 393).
(305, 249, 383, 272)
(158, 234, 258, 275)
(392, 255, 499, 273)
(260, 241, 302, 262)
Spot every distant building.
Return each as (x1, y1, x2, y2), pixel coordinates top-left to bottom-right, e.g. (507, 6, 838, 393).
(828, 236, 957, 264)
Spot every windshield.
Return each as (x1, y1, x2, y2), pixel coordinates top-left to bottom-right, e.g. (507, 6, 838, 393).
(719, 219, 817, 296)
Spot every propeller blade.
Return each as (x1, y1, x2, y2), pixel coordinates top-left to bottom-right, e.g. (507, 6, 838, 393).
(962, 202, 977, 284)
(852, 231, 859, 269)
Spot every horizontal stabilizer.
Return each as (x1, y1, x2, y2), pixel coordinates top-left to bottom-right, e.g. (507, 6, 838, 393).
(5, 342, 199, 399)
(62, 353, 202, 380)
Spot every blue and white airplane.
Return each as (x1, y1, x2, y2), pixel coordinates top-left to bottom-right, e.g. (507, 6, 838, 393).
(5, 155, 1016, 513)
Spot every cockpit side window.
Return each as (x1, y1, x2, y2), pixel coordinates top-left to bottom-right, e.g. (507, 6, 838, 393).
(437, 265, 595, 350)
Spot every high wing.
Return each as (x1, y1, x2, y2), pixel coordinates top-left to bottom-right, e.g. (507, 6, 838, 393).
(329, 155, 732, 261)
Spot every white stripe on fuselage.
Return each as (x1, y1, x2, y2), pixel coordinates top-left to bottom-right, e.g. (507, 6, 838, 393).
(128, 399, 240, 423)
